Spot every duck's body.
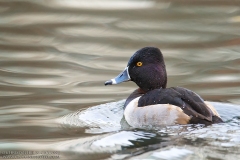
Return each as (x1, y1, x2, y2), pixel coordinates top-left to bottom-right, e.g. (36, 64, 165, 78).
(105, 47, 223, 127)
(124, 87, 222, 127)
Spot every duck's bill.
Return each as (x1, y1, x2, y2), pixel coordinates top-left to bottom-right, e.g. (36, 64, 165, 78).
(105, 67, 131, 85)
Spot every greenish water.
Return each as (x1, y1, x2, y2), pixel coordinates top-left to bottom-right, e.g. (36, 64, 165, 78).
(0, 0, 240, 160)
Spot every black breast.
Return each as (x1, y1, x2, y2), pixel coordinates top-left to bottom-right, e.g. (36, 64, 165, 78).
(124, 88, 144, 109)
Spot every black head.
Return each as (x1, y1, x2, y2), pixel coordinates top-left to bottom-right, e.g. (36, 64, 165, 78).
(105, 47, 167, 92)
(127, 47, 167, 92)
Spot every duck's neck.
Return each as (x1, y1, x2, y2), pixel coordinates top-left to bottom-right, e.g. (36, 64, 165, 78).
(136, 65, 167, 92)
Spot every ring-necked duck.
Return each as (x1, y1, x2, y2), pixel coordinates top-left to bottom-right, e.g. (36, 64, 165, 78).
(105, 47, 223, 127)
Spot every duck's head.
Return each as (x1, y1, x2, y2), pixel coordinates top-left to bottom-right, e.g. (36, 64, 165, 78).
(105, 47, 167, 92)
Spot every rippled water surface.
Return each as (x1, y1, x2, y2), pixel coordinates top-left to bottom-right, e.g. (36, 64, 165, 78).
(0, 0, 240, 160)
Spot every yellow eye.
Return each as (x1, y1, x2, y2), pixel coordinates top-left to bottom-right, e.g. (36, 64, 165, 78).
(136, 62, 143, 67)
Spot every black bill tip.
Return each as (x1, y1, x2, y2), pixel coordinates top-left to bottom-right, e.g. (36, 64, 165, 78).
(104, 80, 112, 86)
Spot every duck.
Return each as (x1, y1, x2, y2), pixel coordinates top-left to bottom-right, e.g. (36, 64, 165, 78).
(104, 47, 223, 127)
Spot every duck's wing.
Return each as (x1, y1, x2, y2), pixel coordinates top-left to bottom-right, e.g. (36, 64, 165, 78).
(171, 87, 213, 121)
(138, 87, 222, 123)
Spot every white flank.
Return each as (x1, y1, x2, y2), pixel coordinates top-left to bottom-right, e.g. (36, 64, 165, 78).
(124, 97, 186, 127)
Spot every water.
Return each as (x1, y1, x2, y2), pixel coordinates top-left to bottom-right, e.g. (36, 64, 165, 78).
(0, 0, 240, 159)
